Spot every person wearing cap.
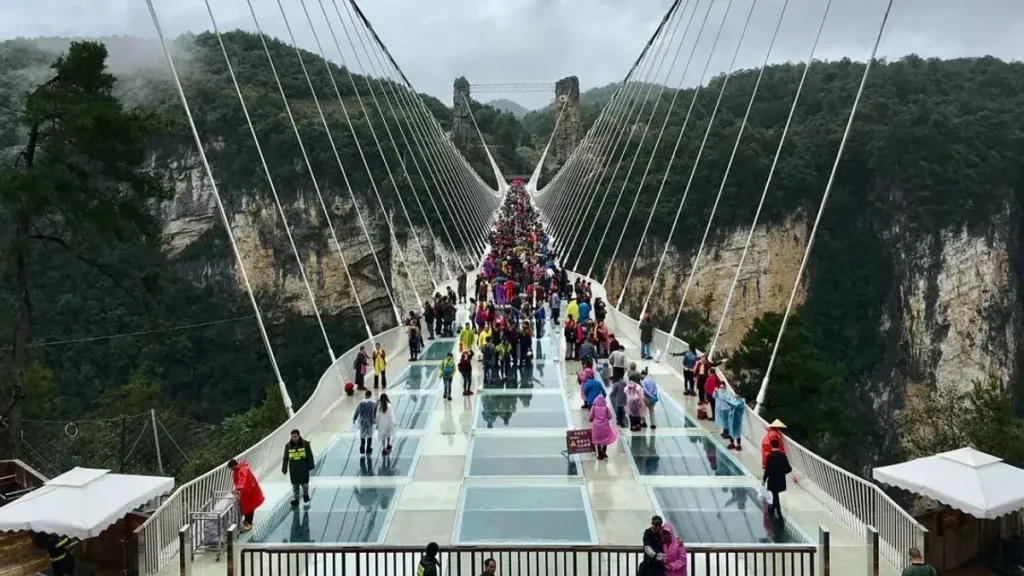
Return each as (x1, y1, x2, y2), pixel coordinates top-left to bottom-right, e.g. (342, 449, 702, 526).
(761, 419, 788, 469)
(641, 515, 667, 576)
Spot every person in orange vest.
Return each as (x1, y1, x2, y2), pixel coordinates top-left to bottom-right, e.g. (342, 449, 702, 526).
(229, 459, 265, 532)
(761, 419, 788, 469)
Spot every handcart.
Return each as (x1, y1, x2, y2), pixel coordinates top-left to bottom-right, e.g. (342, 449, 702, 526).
(190, 490, 237, 562)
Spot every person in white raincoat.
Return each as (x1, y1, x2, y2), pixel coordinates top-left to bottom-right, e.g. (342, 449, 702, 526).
(376, 393, 397, 455)
(713, 381, 735, 440)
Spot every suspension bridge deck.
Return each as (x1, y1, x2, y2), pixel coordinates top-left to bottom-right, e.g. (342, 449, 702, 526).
(171, 279, 893, 576)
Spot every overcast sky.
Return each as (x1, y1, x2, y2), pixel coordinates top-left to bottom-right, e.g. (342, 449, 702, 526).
(2, 0, 1021, 109)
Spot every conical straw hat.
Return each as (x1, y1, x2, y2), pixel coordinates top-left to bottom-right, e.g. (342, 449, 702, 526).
(769, 419, 787, 429)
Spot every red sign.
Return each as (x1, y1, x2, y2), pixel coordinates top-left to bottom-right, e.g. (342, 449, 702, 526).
(566, 429, 594, 455)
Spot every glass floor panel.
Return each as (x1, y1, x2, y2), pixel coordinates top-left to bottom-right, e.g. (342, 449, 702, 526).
(421, 341, 456, 361)
(457, 486, 595, 543)
(388, 364, 440, 392)
(313, 435, 422, 478)
(467, 435, 580, 477)
(479, 364, 562, 390)
(653, 398, 699, 428)
(625, 434, 745, 477)
(476, 392, 569, 429)
(388, 392, 439, 430)
(246, 486, 400, 544)
(652, 486, 811, 544)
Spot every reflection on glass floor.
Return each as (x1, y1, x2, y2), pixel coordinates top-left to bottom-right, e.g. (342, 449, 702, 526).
(650, 397, 698, 428)
(625, 434, 745, 477)
(387, 364, 440, 392)
(476, 391, 569, 429)
(479, 364, 559, 390)
(387, 392, 439, 430)
(467, 435, 580, 477)
(313, 435, 423, 478)
(456, 486, 595, 544)
(245, 486, 400, 544)
(421, 341, 455, 361)
(651, 486, 810, 544)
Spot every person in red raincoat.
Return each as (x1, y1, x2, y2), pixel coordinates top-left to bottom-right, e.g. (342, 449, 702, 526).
(229, 459, 265, 532)
(761, 420, 788, 469)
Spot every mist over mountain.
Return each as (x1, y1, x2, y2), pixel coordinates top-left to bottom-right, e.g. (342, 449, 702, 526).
(485, 98, 530, 119)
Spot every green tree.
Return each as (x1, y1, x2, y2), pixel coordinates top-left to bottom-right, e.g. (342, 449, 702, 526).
(725, 311, 853, 463)
(0, 41, 169, 447)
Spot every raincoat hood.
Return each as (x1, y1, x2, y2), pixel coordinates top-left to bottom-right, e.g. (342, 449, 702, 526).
(592, 394, 608, 409)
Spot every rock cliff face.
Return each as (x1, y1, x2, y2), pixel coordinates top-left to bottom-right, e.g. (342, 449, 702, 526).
(606, 217, 1020, 401)
(161, 156, 452, 333)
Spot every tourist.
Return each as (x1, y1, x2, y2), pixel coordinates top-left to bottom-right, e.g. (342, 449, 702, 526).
(480, 557, 497, 576)
(458, 350, 474, 396)
(900, 548, 936, 576)
(608, 342, 627, 382)
(659, 522, 688, 576)
(609, 375, 627, 427)
(763, 438, 793, 521)
(761, 419, 788, 469)
(354, 345, 369, 390)
(626, 377, 646, 431)
(281, 429, 314, 506)
(46, 534, 75, 576)
(459, 322, 475, 354)
(376, 394, 396, 455)
(641, 369, 659, 430)
(372, 342, 387, 389)
(672, 344, 698, 396)
(228, 458, 264, 532)
(439, 352, 456, 400)
(639, 313, 654, 360)
(640, 516, 666, 576)
(589, 395, 618, 460)
(424, 301, 436, 340)
(724, 392, 746, 451)
(353, 390, 376, 454)
(417, 542, 441, 576)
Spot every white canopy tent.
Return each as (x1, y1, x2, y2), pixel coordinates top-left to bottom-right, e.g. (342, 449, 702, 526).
(873, 447, 1024, 520)
(0, 467, 173, 539)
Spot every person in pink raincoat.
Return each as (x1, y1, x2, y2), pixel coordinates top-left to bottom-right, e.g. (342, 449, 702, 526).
(660, 521, 687, 576)
(589, 395, 618, 460)
(626, 378, 646, 431)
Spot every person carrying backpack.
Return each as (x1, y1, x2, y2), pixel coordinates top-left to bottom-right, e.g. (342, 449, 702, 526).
(439, 352, 456, 401)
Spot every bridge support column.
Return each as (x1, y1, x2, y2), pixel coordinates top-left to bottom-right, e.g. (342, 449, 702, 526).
(554, 76, 581, 162)
(452, 76, 473, 149)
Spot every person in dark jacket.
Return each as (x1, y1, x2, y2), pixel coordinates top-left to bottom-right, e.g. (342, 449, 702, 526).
(480, 557, 497, 575)
(641, 515, 666, 576)
(417, 542, 441, 576)
(763, 438, 793, 521)
(639, 314, 655, 359)
(47, 534, 75, 576)
(282, 429, 315, 506)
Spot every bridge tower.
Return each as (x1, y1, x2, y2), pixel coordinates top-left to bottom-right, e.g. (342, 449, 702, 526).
(553, 76, 581, 162)
(452, 76, 473, 149)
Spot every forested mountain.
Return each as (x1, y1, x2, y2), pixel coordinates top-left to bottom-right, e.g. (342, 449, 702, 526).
(486, 98, 530, 119)
(0, 33, 529, 480)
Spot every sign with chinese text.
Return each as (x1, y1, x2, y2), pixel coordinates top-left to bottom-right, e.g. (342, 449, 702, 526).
(565, 429, 594, 455)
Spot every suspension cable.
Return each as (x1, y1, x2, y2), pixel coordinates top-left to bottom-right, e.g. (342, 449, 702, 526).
(309, 0, 442, 290)
(335, 0, 459, 279)
(585, 0, 707, 279)
(461, 94, 509, 194)
(754, 0, 894, 414)
(565, 6, 689, 267)
(706, 0, 834, 362)
(144, 0, 294, 417)
(284, 0, 423, 312)
(638, 0, 739, 319)
(526, 91, 569, 192)
(669, 0, 786, 327)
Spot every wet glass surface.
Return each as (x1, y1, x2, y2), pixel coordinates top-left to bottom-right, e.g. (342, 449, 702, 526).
(313, 435, 421, 478)
(246, 486, 400, 544)
(388, 364, 441, 392)
(479, 363, 562, 390)
(422, 342, 456, 361)
(651, 486, 810, 544)
(384, 393, 438, 430)
(475, 391, 569, 429)
(652, 398, 699, 428)
(626, 434, 745, 477)
(458, 486, 594, 543)
(467, 435, 580, 477)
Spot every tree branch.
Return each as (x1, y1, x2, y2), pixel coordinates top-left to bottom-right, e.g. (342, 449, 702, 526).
(27, 232, 145, 306)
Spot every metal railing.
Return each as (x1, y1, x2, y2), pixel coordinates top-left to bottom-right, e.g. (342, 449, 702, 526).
(573, 272, 927, 569)
(239, 543, 820, 576)
(135, 325, 409, 574)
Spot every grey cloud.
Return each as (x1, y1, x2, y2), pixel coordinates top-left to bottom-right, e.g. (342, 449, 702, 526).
(1, 0, 1020, 110)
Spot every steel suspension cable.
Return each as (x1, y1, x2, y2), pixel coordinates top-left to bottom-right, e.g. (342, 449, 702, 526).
(565, 6, 690, 267)
(337, 0, 464, 277)
(204, 0, 337, 360)
(247, 0, 403, 325)
(707, 0, 834, 362)
(228, 2, 377, 342)
(309, 0, 443, 289)
(585, 0, 707, 278)
(461, 94, 508, 196)
(144, 0, 295, 417)
(526, 92, 570, 193)
(754, 0, 894, 415)
(638, 0, 740, 319)
(281, 0, 423, 312)
(669, 0, 786, 329)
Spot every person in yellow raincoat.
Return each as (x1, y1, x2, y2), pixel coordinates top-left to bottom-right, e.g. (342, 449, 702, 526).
(372, 343, 387, 389)
(459, 322, 476, 354)
(477, 325, 492, 358)
(566, 298, 579, 326)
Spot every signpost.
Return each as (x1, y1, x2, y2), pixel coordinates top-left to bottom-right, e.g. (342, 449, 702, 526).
(564, 429, 594, 457)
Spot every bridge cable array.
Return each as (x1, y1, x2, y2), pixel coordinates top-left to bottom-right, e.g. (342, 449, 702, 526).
(145, 0, 500, 417)
(534, 0, 895, 414)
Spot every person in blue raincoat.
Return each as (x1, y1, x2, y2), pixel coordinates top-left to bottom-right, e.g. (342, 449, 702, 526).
(713, 381, 734, 440)
(724, 394, 746, 451)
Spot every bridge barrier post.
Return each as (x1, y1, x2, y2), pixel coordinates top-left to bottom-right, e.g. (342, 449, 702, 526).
(226, 524, 236, 576)
(178, 524, 189, 576)
(867, 525, 880, 576)
(819, 526, 831, 576)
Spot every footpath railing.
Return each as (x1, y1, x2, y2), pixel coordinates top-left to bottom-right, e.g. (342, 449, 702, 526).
(135, 325, 409, 574)
(238, 543, 822, 576)
(572, 272, 927, 570)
